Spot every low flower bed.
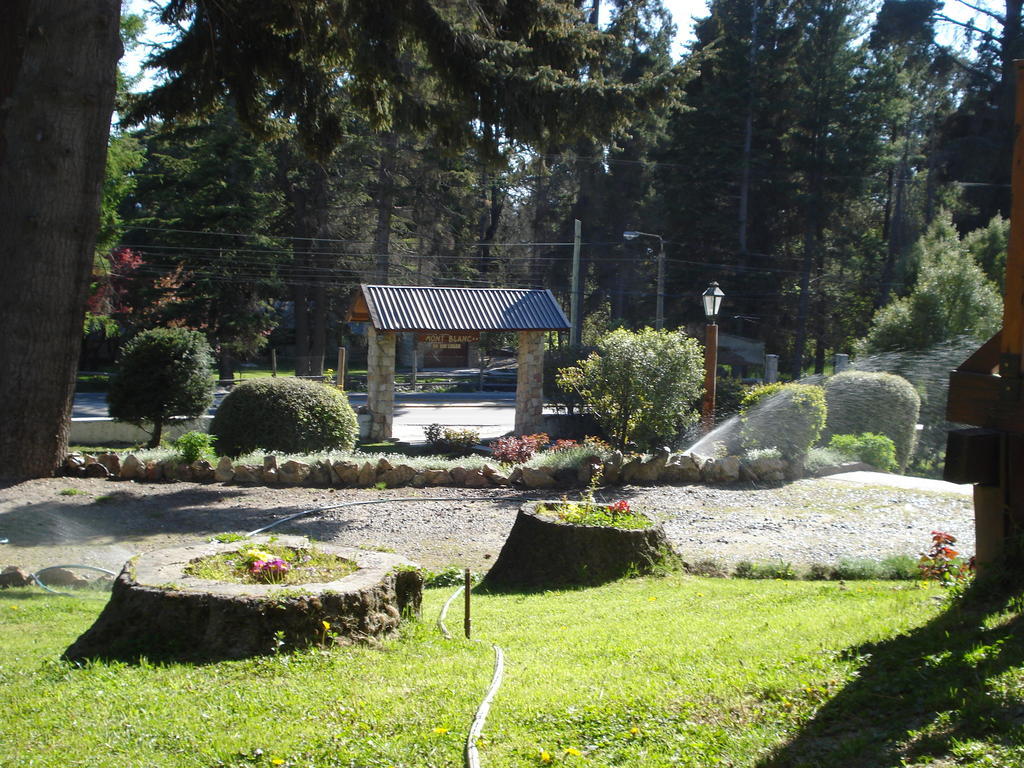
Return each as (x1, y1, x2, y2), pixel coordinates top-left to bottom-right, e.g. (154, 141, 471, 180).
(183, 543, 357, 586)
(63, 535, 423, 663)
(537, 497, 651, 529)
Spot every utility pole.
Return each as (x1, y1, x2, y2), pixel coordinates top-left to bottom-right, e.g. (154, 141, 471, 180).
(656, 239, 665, 330)
(623, 230, 665, 329)
(570, 219, 582, 346)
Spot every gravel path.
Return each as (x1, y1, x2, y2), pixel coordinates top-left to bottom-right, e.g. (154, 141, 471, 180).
(0, 475, 974, 575)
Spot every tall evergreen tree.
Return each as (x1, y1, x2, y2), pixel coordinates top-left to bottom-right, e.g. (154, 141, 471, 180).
(124, 106, 287, 380)
(787, 0, 885, 376)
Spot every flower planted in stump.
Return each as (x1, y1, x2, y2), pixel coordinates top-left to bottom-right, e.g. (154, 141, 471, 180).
(240, 547, 290, 583)
(249, 558, 290, 583)
(543, 497, 651, 529)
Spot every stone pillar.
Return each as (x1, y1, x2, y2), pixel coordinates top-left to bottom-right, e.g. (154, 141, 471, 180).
(515, 331, 545, 435)
(764, 354, 779, 384)
(367, 327, 396, 441)
(834, 353, 850, 373)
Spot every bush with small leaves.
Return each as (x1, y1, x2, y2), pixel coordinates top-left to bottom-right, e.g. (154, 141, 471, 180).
(423, 424, 481, 456)
(174, 431, 217, 464)
(827, 432, 898, 472)
(210, 378, 358, 457)
(823, 371, 920, 472)
(739, 383, 826, 465)
(490, 433, 549, 464)
(556, 327, 704, 450)
(107, 328, 215, 448)
(733, 560, 797, 580)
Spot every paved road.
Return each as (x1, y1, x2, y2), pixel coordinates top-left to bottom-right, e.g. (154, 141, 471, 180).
(73, 390, 520, 442)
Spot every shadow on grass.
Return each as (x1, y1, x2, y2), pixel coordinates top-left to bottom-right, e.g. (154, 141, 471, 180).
(760, 576, 1024, 768)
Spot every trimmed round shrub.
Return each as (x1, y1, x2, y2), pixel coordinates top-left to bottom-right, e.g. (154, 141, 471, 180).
(827, 432, 898, 472)
(740, 383, 827, 463)
(108, 328, 215, 448)
(211, 378, 358, 457)
(823, 371, 920, 472)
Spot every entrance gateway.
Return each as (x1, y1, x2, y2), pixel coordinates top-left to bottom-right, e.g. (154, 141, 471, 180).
(347, 285, 570, 441)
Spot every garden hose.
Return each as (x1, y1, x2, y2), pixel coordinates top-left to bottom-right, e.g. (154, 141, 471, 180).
(252, 495, 512, 768)
(29, 564, 117, 597)
(437, 584, 506, 768)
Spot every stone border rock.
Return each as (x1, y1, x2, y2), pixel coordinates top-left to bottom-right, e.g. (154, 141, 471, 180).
(480, 501, 678, 590)
(62, 446, 808, 491)
(62, 535, 423, 663)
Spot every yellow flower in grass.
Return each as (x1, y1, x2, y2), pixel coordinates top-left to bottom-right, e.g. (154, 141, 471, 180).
(540, 750, 552, 763)
(433, 727, 449, 734)
(629, 726, 641, 736)
(270, 759, 285, 766)
(322, 620, 331, 631)
(564, 747, 582, 756)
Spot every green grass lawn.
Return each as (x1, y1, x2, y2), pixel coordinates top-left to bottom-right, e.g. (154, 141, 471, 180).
(1, 575, 1021, 768)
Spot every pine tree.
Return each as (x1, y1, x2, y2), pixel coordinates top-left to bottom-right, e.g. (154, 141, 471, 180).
(123, 106, 287, 380)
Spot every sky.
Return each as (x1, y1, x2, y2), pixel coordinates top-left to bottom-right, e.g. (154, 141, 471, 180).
(662, 0, 711, 53)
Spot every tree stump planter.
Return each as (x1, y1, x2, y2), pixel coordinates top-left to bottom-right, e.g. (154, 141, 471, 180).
(480, 501, 678, 591)
(63, 535, 422, 663)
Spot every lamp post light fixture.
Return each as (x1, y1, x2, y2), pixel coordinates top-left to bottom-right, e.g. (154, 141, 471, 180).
(701, 281, 725, 433)
(623, 230, 666, 329)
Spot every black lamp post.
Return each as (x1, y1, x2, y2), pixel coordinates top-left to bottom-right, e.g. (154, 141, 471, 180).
(623, 230, 666, 329)
(701, 281, 725, 432)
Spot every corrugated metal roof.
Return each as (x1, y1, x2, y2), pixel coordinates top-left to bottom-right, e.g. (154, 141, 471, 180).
(353, 285, 570, 331)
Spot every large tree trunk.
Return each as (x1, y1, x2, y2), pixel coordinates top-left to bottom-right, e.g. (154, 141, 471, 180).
(373, 133, 398, 284)
(0, 1, 121, 480)
(293, 282, 311, 376)
(792, 224, 816, 379)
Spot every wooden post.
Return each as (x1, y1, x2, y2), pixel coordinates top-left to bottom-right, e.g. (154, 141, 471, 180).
(411, 338, 418, 391)
(702, 323, 719, 433)
(1001, 60, 1024, 377)
(271, 348, 277, 377)
(944, 61, 1024, 571)
(463, 569, 472, 640)
(336, 346, 346, 389)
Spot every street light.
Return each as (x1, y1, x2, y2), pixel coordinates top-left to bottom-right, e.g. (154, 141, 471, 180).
(701, 281, 725, 433)
(702, 280, 724, 322)
(623, 230, 666, 329)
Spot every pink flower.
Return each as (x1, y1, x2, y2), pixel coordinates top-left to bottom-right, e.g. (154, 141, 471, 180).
(249, 558, 290, 582)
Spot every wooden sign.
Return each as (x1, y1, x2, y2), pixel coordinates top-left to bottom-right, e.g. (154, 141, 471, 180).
(417, 332, 479, 349)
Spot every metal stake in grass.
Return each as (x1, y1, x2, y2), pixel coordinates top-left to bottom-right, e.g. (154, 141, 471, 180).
(464, 568, 472, 640)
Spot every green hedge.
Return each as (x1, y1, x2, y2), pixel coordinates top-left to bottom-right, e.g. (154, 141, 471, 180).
(827, 432, 898, 472)
(823, 371, 920, 472)
(211, 378, 358, 458)
(740, 383, 827, 463)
